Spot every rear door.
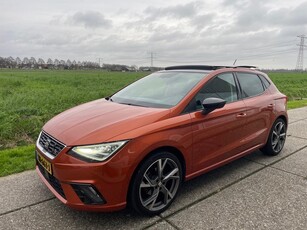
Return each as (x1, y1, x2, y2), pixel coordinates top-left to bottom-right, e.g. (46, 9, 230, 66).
(186, 72, 247, 173)
(235, 72, 274, 149)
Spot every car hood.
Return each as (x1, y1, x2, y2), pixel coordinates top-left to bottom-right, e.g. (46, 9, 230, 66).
(43, 99, 170, 146)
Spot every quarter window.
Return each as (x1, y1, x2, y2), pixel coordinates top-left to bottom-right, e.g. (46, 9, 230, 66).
(258, 75, 271, 89)
(237, 73, 264, 98)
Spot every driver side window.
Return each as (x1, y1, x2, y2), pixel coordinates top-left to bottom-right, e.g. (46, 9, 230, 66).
(184, 73, 239, 112)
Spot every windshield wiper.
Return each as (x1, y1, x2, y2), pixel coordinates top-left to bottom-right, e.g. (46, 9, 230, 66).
(119, 102, 147, 107)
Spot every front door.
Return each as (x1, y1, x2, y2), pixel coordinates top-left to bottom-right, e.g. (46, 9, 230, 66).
(187, 72, 247, 173)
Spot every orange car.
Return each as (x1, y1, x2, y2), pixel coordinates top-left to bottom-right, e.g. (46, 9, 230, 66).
(36, 65, 287, 215)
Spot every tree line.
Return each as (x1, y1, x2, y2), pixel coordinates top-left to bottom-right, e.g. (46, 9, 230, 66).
(0, 56, 162, 72)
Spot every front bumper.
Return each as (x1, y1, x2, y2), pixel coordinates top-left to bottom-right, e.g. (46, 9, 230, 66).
(35, 145, 132, 212)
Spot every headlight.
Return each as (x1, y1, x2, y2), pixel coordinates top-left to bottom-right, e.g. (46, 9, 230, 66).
(69, 140, 128, 162)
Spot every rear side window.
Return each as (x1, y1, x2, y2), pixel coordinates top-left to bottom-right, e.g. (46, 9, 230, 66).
(237, 73, 264, 98)
(258, 75, 271, 89)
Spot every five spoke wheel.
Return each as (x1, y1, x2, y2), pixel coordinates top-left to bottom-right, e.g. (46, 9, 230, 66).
(271, 121, 286, 153)
(139, 158, 180, 211)
(130, 152, 182, 215)
(261, 118, 287, 156)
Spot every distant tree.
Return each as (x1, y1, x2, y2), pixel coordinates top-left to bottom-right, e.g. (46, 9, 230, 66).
(29, 57, 37, 64)
(66, 59, 72, 67)
(6, 57, 15, 68)
(46, 58, 53, 69)
(15, 57, 22, 66)
(37, 58, 45, 69)
(22, 57, 29, 64)
(7, 56, 15, 63)
(0, 57, 5, 68)
(47, 58, 53, 65)
(29, 57, 37, 68)
(54, 59, 60, 67)
(37, 58, 45, 65)
(58, 60, 65, 69)
(22, 57, 30, 68)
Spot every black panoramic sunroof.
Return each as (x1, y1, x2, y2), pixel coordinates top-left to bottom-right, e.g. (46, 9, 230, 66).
(165, 65, 258, 71)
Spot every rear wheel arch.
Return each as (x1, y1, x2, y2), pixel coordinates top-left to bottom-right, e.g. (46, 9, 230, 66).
(261, 117, 287, 156)
(277, 115, 288, 128)
(265, 115, 288, 143)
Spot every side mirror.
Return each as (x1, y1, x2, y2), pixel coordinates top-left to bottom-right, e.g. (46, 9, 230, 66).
(202, 97, 226, 115)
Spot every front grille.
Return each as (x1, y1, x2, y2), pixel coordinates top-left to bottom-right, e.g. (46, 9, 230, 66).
(37, 162, 66, 199)
(38, 131, 65, 157)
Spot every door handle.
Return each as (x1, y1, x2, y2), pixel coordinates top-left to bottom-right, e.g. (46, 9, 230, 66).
(236, 113, 247, 118)
(267, 104, 274, 109)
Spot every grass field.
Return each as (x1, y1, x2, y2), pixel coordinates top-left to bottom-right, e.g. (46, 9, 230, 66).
(0, 70, 146, 149)
(0, 69, 307, 177)
(269, 72, 307, 100)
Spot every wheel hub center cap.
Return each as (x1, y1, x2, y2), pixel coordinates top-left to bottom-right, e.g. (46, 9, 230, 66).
(158, 181, 162, 187)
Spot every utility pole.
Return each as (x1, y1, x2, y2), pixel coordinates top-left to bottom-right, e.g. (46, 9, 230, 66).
(295, 35, 307, 71)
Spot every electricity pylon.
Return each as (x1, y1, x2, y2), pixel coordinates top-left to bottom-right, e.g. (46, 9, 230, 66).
(295, 35, 307, 71)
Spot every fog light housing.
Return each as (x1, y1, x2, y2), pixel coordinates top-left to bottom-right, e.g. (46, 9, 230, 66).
(71, 183, 106, 205)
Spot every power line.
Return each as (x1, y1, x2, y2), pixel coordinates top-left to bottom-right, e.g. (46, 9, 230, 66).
(295, 35, 307, 70)
(156, 48, 297, 64)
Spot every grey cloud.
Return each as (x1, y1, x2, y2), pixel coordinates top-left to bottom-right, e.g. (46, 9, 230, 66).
(268, 2, 307, 26)
(0, 0, 304, 69)
(144, 1, 201, 20)
(223, 0, 267, 8)
(227, 0, 307, 34)
(68, 11, 112, 28)
(149, 29, 188, 43)
(190, 13, 215, 30)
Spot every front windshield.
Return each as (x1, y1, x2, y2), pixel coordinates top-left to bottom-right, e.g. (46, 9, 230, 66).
(111, 71, 207, 108)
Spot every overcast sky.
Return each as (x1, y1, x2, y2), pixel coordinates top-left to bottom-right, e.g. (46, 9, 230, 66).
(1, 0, 307, 69)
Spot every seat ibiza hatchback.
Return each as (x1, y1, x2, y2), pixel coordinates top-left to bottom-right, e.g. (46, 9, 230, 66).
(36, 65, 287, 215)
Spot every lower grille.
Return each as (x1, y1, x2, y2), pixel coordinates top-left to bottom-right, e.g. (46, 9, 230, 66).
(71, 184, 106, 205)
(37, 163, 66, 199)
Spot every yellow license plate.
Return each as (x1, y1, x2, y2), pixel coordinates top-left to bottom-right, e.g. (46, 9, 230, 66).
(37, 152, 52, 175)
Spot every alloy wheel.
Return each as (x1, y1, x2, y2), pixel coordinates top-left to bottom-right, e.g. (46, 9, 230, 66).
(271, 121, 286, 153)
(139, 158, 180, 212)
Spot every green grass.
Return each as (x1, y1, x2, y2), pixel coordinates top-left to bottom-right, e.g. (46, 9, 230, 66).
(0, 70, 146, 149)
(0, 70, 306, 177)
(287, 99, 307, 109)
(268, 72, 307, 100)
(0, 145, 35, 177)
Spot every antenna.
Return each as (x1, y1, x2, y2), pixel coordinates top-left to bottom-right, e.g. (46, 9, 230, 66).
(233, 59, 237, 66)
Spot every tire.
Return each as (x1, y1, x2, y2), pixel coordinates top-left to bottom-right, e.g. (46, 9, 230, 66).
(261, 118, 287, 156)
(129, 151, 182, 216)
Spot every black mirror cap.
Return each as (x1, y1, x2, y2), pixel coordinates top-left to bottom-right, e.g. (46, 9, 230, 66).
(202, 97, 226, 115)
